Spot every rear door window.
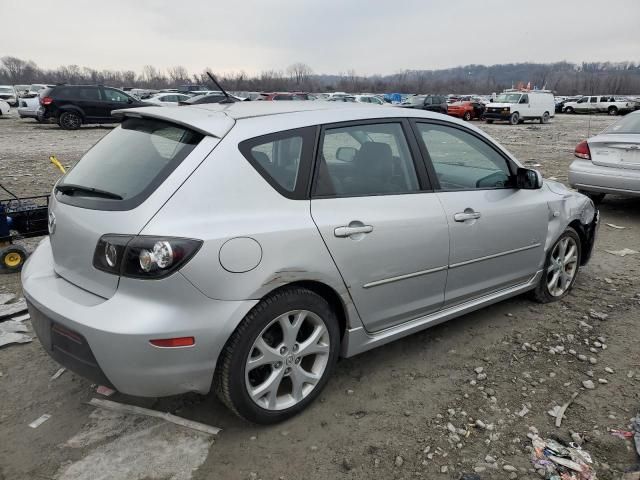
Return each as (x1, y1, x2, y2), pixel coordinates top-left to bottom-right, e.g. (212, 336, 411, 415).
(57, 118, 203, 210)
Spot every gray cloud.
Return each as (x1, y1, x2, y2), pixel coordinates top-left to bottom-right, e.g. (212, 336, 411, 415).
(1, 0, 639, 75)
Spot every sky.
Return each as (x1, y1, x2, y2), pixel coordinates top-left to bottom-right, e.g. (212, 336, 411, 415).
(1, 0, 639, 76)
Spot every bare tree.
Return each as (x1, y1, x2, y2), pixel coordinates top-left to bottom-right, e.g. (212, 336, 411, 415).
(286, 62, 313, 87)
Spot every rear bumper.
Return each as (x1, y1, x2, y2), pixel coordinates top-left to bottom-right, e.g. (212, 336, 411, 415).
(22, 237, 257, 397)
(569, 159, 640, 197)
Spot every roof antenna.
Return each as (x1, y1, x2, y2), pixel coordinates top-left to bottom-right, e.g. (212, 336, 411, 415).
(206, 71, 234, 104)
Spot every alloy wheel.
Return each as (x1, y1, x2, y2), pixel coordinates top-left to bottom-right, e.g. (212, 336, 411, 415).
(245, 309, 330, 411)
(546, 237, 579, 297)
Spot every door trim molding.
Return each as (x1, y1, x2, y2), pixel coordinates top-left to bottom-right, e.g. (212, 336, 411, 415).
(449, 243, 541, 269)
(363, 265, 447, 289)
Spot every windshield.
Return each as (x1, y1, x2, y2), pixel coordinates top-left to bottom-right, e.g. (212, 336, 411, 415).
(603, 111, 640, 135)
(58, 118, 203, 209)
(495, 94, 522, 103)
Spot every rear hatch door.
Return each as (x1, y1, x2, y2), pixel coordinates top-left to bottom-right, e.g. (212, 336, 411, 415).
(50, 113, 232, 298)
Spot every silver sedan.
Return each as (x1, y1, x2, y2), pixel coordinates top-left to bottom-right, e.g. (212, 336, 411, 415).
(23, 102, 598, 423)
(569, 110, 640, 203)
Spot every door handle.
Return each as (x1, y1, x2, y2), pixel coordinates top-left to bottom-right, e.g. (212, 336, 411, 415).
(334, 225, 373, 237)
(453, 211, 481, 222)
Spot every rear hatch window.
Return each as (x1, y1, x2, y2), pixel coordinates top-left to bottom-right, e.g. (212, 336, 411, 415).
(56, 117, 204, 210)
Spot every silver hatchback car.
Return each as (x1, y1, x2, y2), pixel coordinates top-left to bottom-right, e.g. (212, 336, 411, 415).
(23, 102, 598, 423)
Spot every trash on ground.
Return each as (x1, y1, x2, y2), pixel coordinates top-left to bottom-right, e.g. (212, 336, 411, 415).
(50, 368, 66, 381)
(29, 414, 51, 429)
(88, 398, 221, 435)
(96, 385, 115, 397)
(610, 429, 633, 440)
(605, 248, 638, 257)
(530, 434, 596, 479)
(605, 223, 626, 229)
(555, 391, 579, 427)
(0, 299, 28, 321)
(0, 319, 32, 347)
(0, 293, 16, 305)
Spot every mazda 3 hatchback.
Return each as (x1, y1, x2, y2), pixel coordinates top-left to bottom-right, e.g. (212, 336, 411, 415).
(23, 102, 598, 423)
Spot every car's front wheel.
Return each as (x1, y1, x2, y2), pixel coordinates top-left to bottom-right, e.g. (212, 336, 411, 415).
(532, 228, 581, 303)
(509, 112, 520, 125)
(59, 111, 82, 130)
(541, 112, 550, 124)
(463, 111, 472, 121)
(215, 287, 340, 424)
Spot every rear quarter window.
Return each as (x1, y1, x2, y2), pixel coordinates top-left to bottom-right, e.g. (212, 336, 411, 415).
(56, 118, 204, 211)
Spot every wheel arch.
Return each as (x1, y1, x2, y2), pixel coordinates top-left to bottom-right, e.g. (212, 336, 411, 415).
(568, 219, 594, 266)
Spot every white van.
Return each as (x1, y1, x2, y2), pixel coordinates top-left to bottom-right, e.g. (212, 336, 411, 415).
(484, 90, 555, 125)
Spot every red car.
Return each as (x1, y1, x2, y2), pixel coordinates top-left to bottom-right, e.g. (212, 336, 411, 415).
(447, 101, 486, 121)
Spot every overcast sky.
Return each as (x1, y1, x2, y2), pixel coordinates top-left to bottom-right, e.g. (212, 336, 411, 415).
(2, 0, 639, 76)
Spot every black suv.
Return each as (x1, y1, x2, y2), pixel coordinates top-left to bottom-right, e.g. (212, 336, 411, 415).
(399, 94, 448, 114)
(39, 85, 151, 129)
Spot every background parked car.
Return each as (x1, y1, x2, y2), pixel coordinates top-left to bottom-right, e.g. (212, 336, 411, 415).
(178, 93, 242, 105)
(555, 96, 582, 113)
(484, 91, 555, 125)
(145, 93, 192, 106)
(17, 95, 41, 121)
(0, 99, 10, 116)
(563, 96, 635, 115)
(0, 85, 18, 106)
(258, 92, 313, 100)
(39, 85, 151, 129)
(569, 110, 640, 203)
(350, 94, 384, 105)
(399, 94, 448, 113)
(447, 100, 485, 121)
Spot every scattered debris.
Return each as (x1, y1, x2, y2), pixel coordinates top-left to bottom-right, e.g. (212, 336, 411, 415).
(605, 223, 626, 229)
(555, 392, 579, 427)
(96, 385, 116, 397)
(530, 435, 596, 479)
(50, 368, 66, 381)
(589, 310, 609, 321)
(0, 319, 32, 347)
(0, 299, 28, 321)
(518, 405, 530, 417)
(11, 313, 30, 322)
(605, 248, 638, 257)
(582, 380, 595, 390)
(29, 414, 51, 429)
(610, 429, 633, 440)
(88, 398, 220, 435)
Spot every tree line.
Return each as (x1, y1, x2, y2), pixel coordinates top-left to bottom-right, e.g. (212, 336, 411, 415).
(2, 55, 640, 95)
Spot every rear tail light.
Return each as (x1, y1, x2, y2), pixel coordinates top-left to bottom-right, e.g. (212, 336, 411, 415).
(93, 235, 202, 279)
(40, 96, 53, 106)
(574, 140, 591, 160)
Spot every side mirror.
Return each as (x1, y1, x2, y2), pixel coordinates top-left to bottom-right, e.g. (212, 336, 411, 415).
(336, 146, 357, 162)
(516, 168, 543, 189)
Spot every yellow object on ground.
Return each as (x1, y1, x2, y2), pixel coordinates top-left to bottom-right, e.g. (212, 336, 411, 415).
(49, 155, 66, 174)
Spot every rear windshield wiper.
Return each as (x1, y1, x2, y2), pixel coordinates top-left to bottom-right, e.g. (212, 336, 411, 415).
(56, 183, 123, 200)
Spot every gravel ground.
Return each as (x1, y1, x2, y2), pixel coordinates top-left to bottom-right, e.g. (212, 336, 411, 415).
(1, 109, 639, 480)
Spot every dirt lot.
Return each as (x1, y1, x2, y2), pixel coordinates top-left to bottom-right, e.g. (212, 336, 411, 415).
(1, 110, 639, 480)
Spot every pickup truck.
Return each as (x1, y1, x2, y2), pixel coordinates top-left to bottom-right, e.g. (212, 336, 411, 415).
(563, 96, 636, 115)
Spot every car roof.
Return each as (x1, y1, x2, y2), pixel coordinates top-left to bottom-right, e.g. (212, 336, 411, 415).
(114, 101, 470, 138)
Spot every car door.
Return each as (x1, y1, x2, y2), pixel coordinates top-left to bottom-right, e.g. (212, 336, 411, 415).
(310, 119, 450, 332)
(413, 120, 547, 306)
(73, 86, 103, 120)
(574, 97, 589, 113)
(101, 87, 134, 119)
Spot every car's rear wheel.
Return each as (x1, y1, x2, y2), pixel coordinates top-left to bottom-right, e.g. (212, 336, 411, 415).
(215, 287, 340, 424)
(463, 111, 472, 121)
(564, 107, 574, 114)
(608, 106, 618, 116)
(509, 112, 520, 125)
(541, 112, 550, 124)
(532, 228, 581, 303)
(578, 190, 605, 205)
(59, 111, 82, 130)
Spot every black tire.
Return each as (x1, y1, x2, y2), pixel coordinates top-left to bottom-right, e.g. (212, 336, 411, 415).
(509, 112, 520, 125)
(59, 111, 82, 130)
(0, 245, 28, 272)
(578, 190, 605, 205)
(564, 107, 574, 114)
(214, 287, 340, 424)
(463, 111, 472, 121)
(541, 112, 550, 124)
(608, 106, 618, 116)
(531, 228, 581, 303)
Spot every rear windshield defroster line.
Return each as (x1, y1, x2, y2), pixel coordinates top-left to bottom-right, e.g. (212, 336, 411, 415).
(55, 117, 204, 211)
